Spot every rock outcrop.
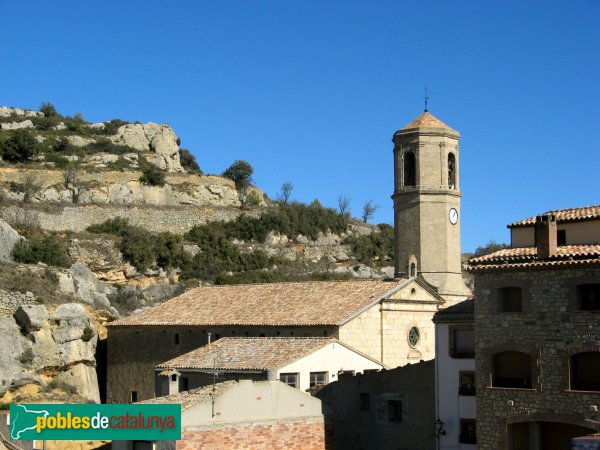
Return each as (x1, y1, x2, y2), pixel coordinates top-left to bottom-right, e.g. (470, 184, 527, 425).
(0, 218, 22, 262)
(111, 122, 183, 172)
(0, 106, 43, 118)
(1, 303, 102, 403)
(0, 168, 253, 209)
(0, 120, 34, 130)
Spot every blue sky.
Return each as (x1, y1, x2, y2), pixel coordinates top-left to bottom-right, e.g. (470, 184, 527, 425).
(1, 0, 598, 251)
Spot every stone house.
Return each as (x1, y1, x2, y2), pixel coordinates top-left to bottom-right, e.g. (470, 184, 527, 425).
(466, 205, 600, 449)
(155, 337, 386, 395)
(315, 360, 435, 450)
(112, 379, 329, 450)
(432, 299, 476, 449)
(107, 278, 444, 404)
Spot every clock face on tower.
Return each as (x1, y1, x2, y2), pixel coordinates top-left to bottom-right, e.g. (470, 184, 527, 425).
(449, 208, 458, 225)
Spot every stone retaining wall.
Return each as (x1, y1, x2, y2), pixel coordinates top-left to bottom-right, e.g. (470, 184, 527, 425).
(0, 204, 256, 234)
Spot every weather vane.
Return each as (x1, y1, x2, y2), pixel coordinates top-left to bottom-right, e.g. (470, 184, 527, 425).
(424, 86, 429, 112)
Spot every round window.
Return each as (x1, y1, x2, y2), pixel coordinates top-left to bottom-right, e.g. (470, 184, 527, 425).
(408, 327, 420, 348)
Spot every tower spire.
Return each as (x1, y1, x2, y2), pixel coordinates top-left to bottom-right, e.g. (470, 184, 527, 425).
(424, 86, 429, 112)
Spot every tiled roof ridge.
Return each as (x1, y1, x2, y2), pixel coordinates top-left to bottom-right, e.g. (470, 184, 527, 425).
(508, 204, 600, 228)
(468, 244, 600, 265)
(191, 279, 399, 288)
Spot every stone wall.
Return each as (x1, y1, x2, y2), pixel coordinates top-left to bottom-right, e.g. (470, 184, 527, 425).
(316, 360, 435, 450)
(474, 268, 600, 448)
(178, 417, 327, 450)
(0, 203, 253, 234)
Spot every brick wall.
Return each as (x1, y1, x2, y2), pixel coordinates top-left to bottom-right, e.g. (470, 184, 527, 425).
(177, 417, 328, 450)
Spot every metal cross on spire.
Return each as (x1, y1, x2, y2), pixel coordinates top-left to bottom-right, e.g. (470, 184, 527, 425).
(424, 86, 429, 112)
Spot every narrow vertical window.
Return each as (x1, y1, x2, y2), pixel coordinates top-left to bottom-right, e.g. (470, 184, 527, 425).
(448, 153, 456, 189)
(404, 152, 416, 187)
(174, 333, 180, 345)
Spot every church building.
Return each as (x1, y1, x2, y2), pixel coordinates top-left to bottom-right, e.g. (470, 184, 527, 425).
(106, 109, 472, 404)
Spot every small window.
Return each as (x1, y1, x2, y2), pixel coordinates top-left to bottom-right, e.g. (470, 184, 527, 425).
(459, 419, 477, 444)
(403, 152, 416, 187)
(448, 153, 456, 189)
(408, 327, 420, 348)
(388, 400, 403, 422)
(459, 372, 476, 396)
(570, 352, 600, 391)
(498, 287, 523, 312)
(180, 377, 189, 392)
(174, 333, 180, 345)
(557, 229, 566, 245)
(280, 373, 299, 388)
(492, 351, 532, 389)
(452, 328, 475, 358)
(359, 393, 370, 411)
(309, 372, 328, 388)
(171, 374, 177, 382)
(577, 284, 600, 311)
(130, 391, 138, 403)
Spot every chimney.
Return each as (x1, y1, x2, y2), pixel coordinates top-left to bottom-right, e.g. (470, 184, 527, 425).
(535, 214, 557, 258)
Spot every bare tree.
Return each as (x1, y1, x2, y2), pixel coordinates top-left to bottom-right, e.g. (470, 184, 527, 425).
(63, 168, 84, 204)
(21, 174, 41, 203)
(361, 199, 380, 223)
(277, 182, 294, 204)
(337, 194, 351, 216)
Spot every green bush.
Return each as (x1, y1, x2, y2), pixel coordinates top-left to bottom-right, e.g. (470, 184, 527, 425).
(344, 223, 394, 265)
(473, 240, 510, 256)
(19, 348, 34, 365)
(87, 219, 190, 272)
(83, 138, 134, 155)
(81, 326, 95, 342)
(187, 202, 348, 245)
(39, 102, 59, 117)
(0, 130, 40, 162)
(139, 164, 166, 187)
(179, 149, 202, 174)
(86, 217, 131, 235)
(11, 236, 72, 268)
(223, 160, 253, 189)
(101, 119, 130, 135)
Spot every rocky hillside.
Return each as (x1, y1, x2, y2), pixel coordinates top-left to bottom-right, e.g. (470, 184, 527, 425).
(0, 104, 396, 405)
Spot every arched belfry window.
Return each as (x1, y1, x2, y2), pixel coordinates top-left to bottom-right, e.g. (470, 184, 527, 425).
(448, 153, 456, 189)
(404, 152, 416, 187)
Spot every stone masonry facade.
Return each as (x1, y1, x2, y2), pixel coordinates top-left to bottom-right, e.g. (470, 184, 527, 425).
(474, 268, 600, 448)
(177, 417, 329, 450)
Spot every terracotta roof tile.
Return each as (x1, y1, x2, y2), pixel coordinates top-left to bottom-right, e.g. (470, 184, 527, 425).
(157, 337, 340, 371)
(466, 245, 600, 272)
(137, 381, 236, 409)
(401, 111, 455, 131)
(108, 280, 402, 327)
(508, 205, 600, 228)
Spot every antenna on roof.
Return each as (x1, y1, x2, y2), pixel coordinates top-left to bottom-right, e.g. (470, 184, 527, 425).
(424, 85, 429, 112)
(211, 356, 218, 417)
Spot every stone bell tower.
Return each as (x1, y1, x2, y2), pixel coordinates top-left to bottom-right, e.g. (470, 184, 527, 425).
(392, 110, 471, 304)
